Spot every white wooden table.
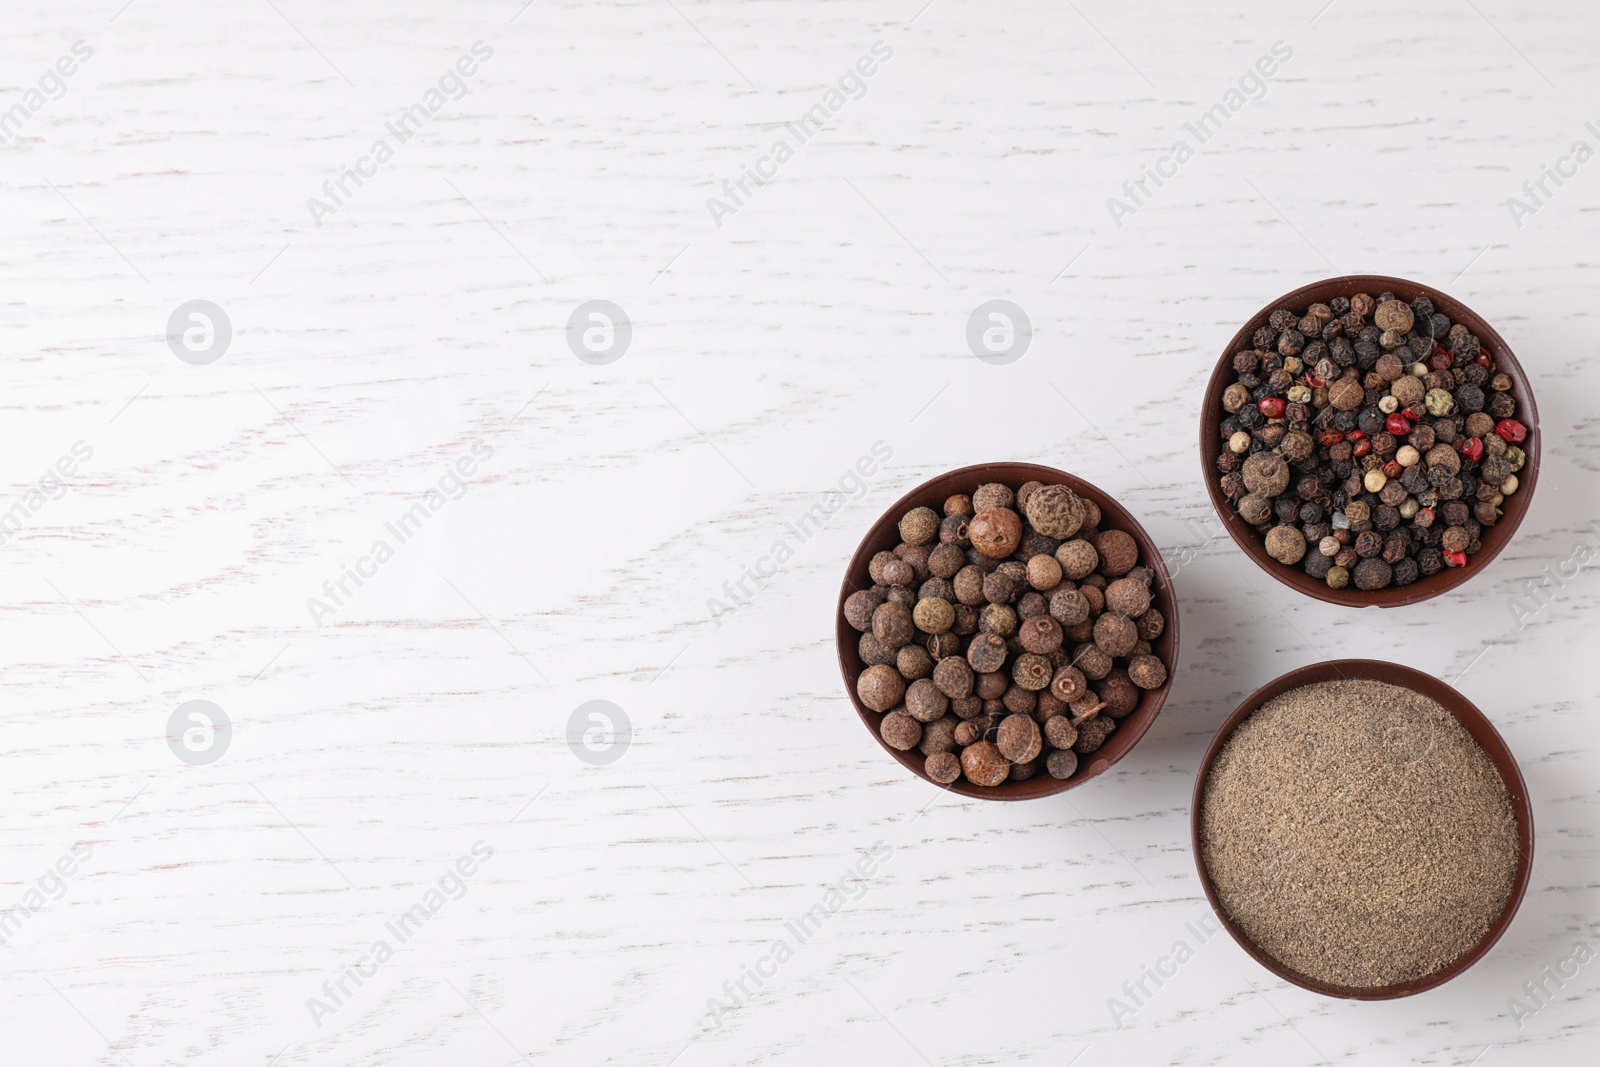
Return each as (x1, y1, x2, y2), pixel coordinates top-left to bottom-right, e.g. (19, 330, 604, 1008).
(2, 1, 1597, 1063)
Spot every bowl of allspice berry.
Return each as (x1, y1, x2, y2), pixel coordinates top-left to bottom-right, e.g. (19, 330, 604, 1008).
(1202, 276, 1538, 607)
(836, 463, 1178, 799)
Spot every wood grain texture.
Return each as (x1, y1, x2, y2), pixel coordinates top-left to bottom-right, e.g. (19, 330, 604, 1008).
(1, 0, 1597, 1063)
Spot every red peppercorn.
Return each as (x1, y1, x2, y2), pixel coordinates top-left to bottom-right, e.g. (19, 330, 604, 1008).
(1305, 373, 1327, 388)
(1319, 430, 1344, 446)
(1495, 419, 1527, 444)
(1383, 459, 1403, 479)
(1385, 413, 1412, 436)
(1476, 353, 1492, 369)
(1259, 397, 1286, 418)
(1431, 352, 1454, 370)
(1352, 438, 1372, 458)
(1345, 429, 1367, 441)
(1403, 403, 1426, 421)
(1460, 437, 1484, 462)
(1417, 506, 1435, 527)
(1443, 548, 1467, 568)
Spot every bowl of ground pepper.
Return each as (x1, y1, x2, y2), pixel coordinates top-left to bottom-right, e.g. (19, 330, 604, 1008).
(836, 462, 1179, 799)
(1201, 276, 1539, 607)
(1192, 659, 1533, 998)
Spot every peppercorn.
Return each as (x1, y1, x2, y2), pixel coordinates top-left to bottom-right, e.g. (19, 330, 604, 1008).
(969, 508, 1023, 558)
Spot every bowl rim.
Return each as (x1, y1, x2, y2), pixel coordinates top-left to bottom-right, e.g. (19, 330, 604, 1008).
(1199, 274, 1540, 608)
(836, 461, 1180, 800)
(1189, 657, 1534, 999)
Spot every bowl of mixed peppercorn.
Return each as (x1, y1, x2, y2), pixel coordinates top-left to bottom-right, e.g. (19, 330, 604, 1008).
(1202, 276, 1538, 606)
(836, 463, 1179, 799)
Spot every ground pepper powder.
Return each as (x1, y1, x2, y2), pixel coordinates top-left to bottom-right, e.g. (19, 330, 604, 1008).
(1198, 679, 1518, 989)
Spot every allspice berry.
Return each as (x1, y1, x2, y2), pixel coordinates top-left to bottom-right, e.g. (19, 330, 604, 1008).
(881, 558, 914, 587)
(1027, 554, 1063, 591)
(1043, 715, 1079, 750)
(1051, 665, 1087, 702)
(912, 597, 955, 635)
(1012, 652, 1054, 691)
(960, 740, 1011, 787)
(1093, 613, 1138, 657)
(996, 713, 1042, 763)
(1127, 654, 1167, 689)
(928, 542, 965, 579)
(1329, 377, 1365, 411)
(1097, 671, 1139, 717)
(905, 678, 949, 723)
(919, 716, 958, 756)
(1374, 299, 1414, 332)
(1055, 539, 1099, 580)
(969, 508, 1024, 558)
(966, 633, 1007, 673)
(1094, 529, 1140, 577)
(1242, 452, 1291, 497)
(857, 664, 906, 712)
(1018, 615, 1064, 654)
(1264, 525, 1307, 564)
(1135, 607, 1165, 640)
(1237, 493, 1272, 525)
(1104, 577, 1151, 618)
(972, 483, 1014, 513)
(932, 657, 974, 699)
(925, 751, 961, 784)
(1046, 749, 1079, 780)
(944, 493, 974, 517)
(896, 644, 933, 680)
(1074, 717, 1115, 754)
(872, 601, 916, 649)
(1049, 587, 1091, 626)
(881, 710, 922, 751)
(843, 589, 884, 632)
(1023, 485, 1085, 539)
(898, 506, 940, 546)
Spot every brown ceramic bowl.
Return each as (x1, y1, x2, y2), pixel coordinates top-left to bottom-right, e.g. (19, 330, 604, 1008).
(836, 462, 1180, 800)
(1191, 659, 1533, 999)
(1201, 276, 1539, 607)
